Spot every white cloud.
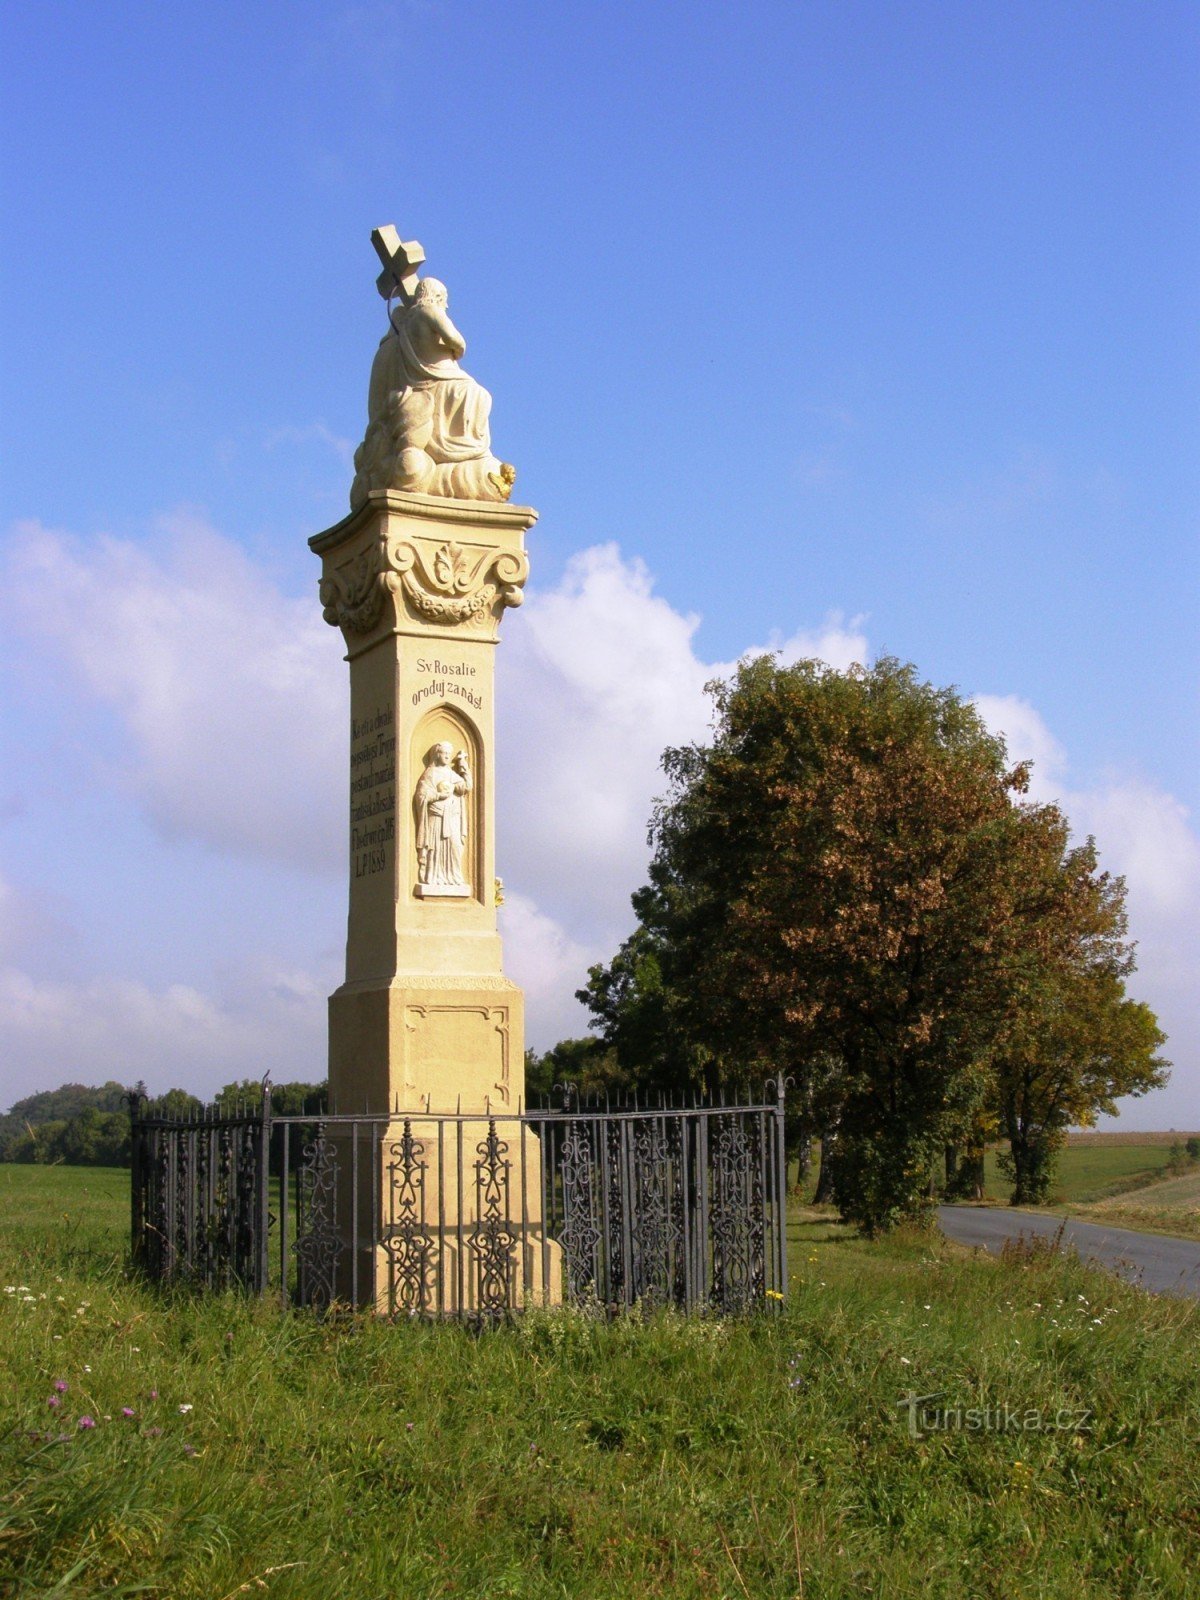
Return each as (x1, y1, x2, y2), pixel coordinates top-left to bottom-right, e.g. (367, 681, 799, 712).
(0, 870, 70, 968)
(264, 422, 356, 469)
(1077, 780, 1200, 922)
(972, 693, 1068, 797)
(6, 515, 344, 869)
(0, 963, 326, 1100)
(498, 543, 867, 947)
(752, 613, 869, 675)
(2, 513, 1195, 1120)
(973, 693, 1200, 924)
(497, 545, 711, 942)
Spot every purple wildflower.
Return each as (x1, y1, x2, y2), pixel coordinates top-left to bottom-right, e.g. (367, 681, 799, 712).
(148, 1389, 158, 1401)
(78, 1415, 96, 1430)
(144, 1426, 163, 1438)
(47, 1395, 61, 1409)
(54, 1380, 68, 1393)
(183, 1443, 198, 1457)
(122, 1407, 136, 1418)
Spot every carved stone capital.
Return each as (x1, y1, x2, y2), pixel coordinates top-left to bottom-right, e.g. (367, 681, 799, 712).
(390, 538, 529, 629)
(317, 532, 529, 638)
(310, 491, 535, 646)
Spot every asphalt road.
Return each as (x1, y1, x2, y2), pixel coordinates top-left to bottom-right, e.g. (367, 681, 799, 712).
(937, 1206, 1200, 1300)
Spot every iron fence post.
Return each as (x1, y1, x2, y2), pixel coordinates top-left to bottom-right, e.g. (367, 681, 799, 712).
(774, 1076, 789, 1301)
(258, 1082, 272, 1295)
(128, 1088, 144, 1270)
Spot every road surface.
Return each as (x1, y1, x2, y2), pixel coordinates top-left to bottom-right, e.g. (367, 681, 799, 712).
(937, 1206, 1200, 1300)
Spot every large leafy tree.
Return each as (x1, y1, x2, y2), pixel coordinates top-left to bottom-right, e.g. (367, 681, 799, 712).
(523, 1037, 628, 1106)
(990, 835, 1167, 1201)
(581, 654, 1166, 1232)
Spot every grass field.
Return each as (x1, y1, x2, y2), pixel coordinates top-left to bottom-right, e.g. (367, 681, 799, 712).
(957, 1139, 1200, 1238)
(978, 1141, 1179, 1206)
(1063, 1168, 1200, 1240)
(2, 1165, 1199, 1598)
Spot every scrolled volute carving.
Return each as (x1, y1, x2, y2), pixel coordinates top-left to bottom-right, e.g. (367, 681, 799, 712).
(318, 542, 395, 633)
(319, 536, 529, 634)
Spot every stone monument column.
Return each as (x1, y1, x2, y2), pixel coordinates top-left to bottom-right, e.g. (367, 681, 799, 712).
(309, 488, 534, 1118)
(307, 228, 555, 1311)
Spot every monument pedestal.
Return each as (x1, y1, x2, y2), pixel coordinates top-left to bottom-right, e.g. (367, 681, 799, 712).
(327, 976, 523, 1115)
(310, 489, 559, 1310)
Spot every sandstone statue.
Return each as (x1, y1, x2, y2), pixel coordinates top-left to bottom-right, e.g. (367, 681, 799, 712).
(350, 228, 516, 508)
(414, 742, 472, 892)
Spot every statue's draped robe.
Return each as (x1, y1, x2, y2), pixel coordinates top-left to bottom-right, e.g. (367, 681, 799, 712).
(414, 766, 470, 888)
(367, 306, 497, 469)
(346, 296, 512, 506)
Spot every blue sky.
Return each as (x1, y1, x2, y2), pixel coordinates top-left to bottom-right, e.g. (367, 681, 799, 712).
(1, 1, 1197, 1125)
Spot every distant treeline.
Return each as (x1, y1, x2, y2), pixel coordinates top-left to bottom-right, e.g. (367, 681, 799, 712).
(0, 1080, 328, 1166)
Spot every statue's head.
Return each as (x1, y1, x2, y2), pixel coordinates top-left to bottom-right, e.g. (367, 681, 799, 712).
(414, 277, 448, 309)
(432, 741, 453, 765)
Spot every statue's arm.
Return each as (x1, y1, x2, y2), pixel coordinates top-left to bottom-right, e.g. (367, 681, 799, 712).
(413, 776, 431, 847)
(427, 304, 467, 360)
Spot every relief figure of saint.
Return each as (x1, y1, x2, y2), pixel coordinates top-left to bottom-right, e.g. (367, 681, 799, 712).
(414, 742, 472, 893)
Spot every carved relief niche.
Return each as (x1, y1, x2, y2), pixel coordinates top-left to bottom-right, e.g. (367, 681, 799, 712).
(409, 706, 482, 902)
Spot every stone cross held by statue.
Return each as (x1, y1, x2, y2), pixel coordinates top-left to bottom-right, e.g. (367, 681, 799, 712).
(371, 225, 426, 305)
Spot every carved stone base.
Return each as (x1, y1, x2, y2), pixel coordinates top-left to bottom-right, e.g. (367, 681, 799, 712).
(328, 975, 524, 1116)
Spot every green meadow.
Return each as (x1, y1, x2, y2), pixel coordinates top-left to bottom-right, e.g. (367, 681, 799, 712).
(2, 1163, 1198, 1600)
(965, 1138, 1200, 1237)
(979, 1140, 1177, 1206)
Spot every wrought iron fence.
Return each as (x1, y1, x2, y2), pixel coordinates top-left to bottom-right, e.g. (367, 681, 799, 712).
(129, 1084, 787, 1319)
(129, 1097, 268, 1292)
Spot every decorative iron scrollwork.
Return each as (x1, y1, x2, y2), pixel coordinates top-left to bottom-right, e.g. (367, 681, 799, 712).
(469, 1121, 516, 1315)
(558, 1120, 602, 1302)
(235, 1128, 260, 1284)
(709, 1114, 765, 1313)
(128, 1097, 785, 1320)
(629, 1116, 684, 1308)
(174, 1130, 192, 1279)
(294, 1125, 344, 1312)
(385, 1121, 433, 1315)
(152, 1131, 173, 1280)
(603, 1117, 627, 1304)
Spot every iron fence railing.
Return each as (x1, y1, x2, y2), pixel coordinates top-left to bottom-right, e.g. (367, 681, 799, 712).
(129, 1083, 788, 1319)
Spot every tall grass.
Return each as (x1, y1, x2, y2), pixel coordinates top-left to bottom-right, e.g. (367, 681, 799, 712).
(1, 1168, 1197, 1598)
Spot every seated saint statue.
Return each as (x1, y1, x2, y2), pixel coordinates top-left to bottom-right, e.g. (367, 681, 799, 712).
(350, 278, 516, 508)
